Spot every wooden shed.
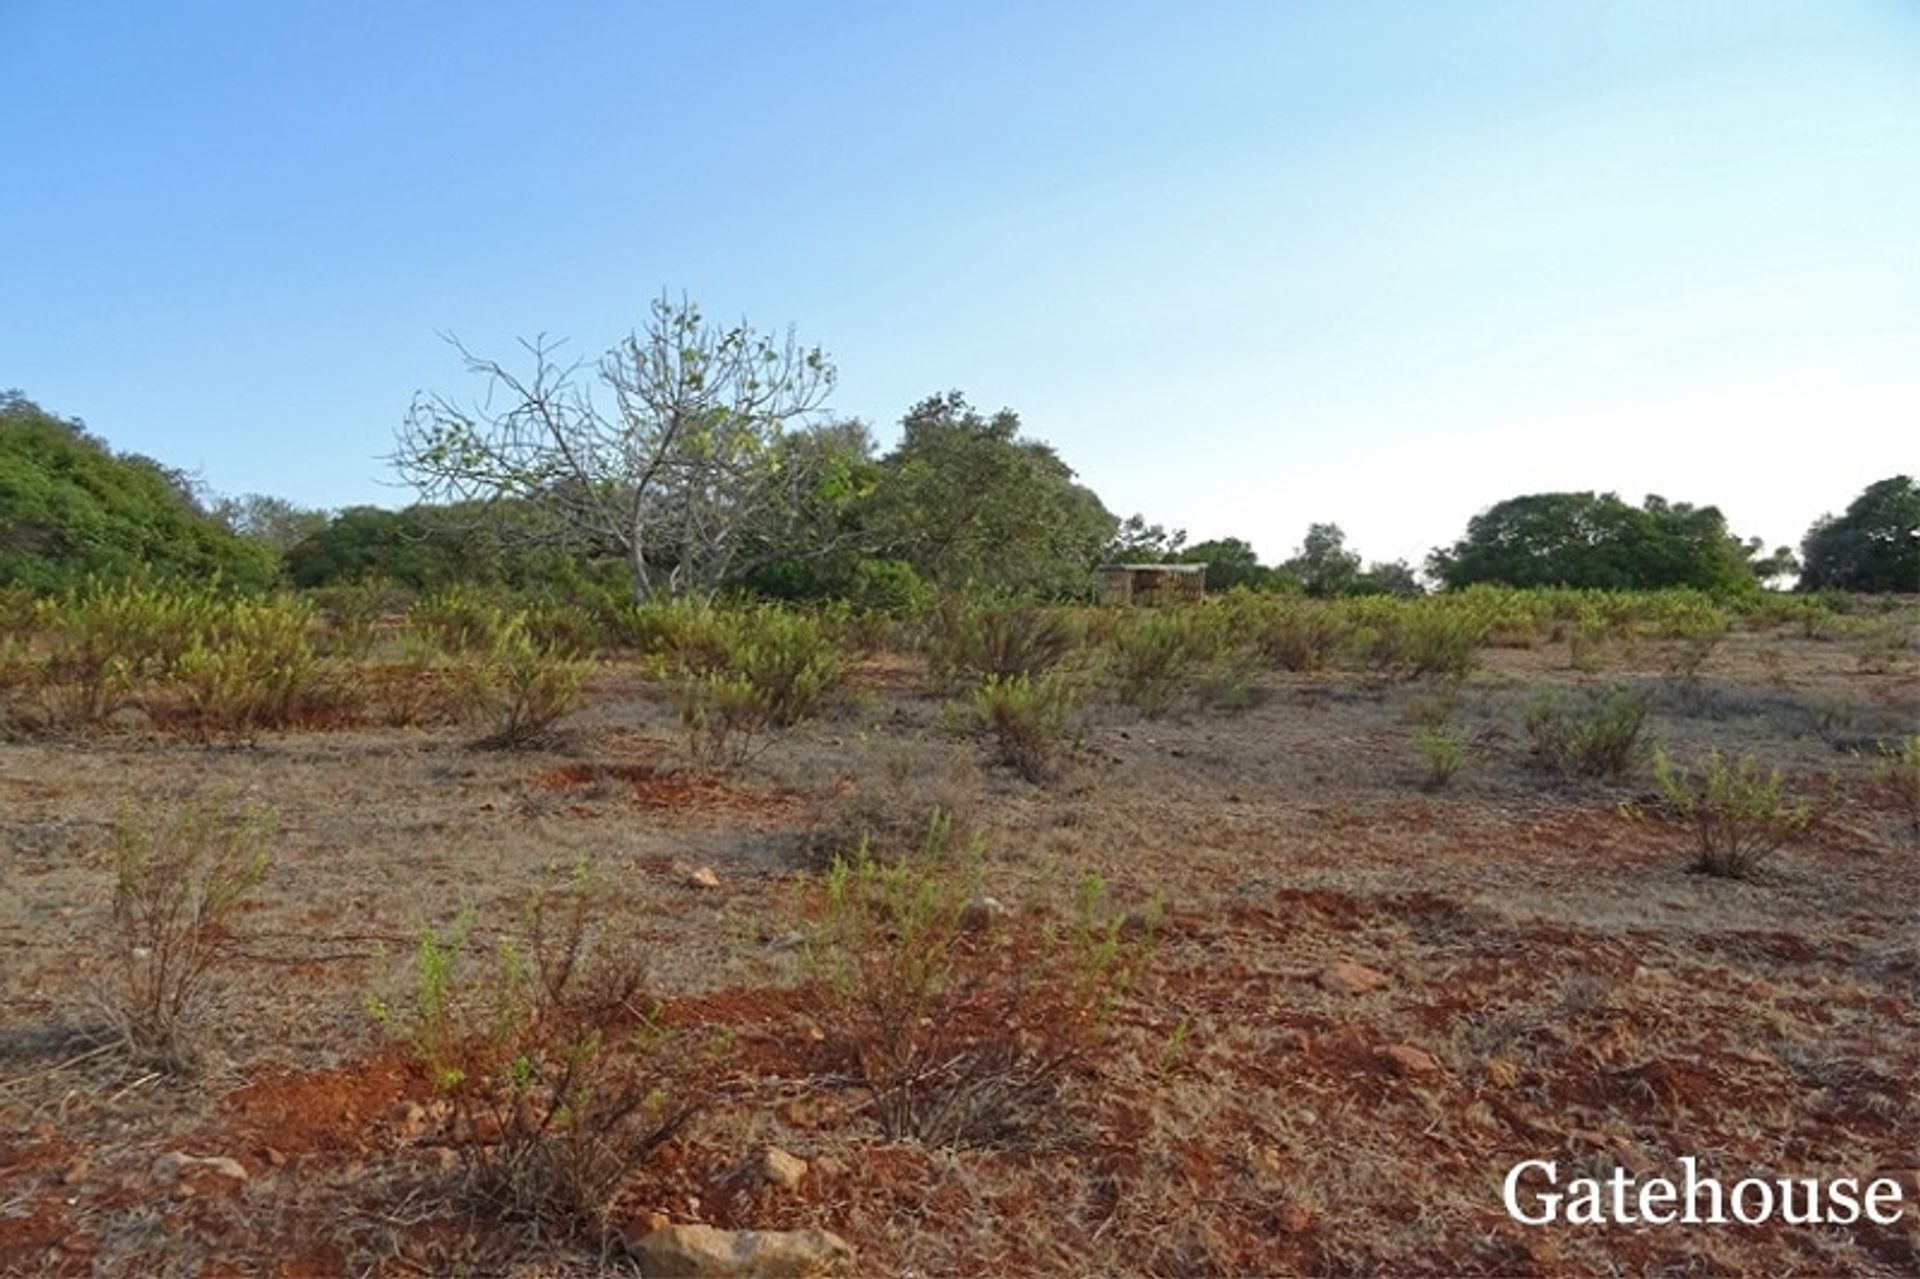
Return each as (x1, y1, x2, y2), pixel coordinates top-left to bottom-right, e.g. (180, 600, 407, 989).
(1096, 562, 1208, 605)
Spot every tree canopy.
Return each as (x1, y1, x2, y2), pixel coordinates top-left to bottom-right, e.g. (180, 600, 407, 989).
(865, 392, 1117, 597)
(0, 392, 278, 592)
(1428, 492, 1768, 593)
(1798, 475, 1919, 593)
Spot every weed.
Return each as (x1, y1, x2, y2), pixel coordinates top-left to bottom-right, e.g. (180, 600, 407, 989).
(369, 869, 723, 1230)
(100, 800, 273, 1071)
(1653, 750, 1814, 878)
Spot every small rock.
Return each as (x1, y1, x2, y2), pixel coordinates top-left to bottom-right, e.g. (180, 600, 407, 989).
(756, 1145, 808, 1190)
(264, 1147, 287, 1168)
(1377, 1044, 1442, 1077)
(959, 895, 1010, 932)
(59, 1157, 90, 1186)
(688, 866, 722, 890)
(1316, 960, 1391, 996)
(630, 1223, 855, 1278)
(150, 1151, 249, 1188)
(1278, 1203, 1313, 1234)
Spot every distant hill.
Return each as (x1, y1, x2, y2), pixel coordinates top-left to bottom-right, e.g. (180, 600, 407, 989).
(0, 392, 278, 591)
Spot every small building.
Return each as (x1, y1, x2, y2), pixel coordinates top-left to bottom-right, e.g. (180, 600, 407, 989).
(1096, 562, 1208, 605)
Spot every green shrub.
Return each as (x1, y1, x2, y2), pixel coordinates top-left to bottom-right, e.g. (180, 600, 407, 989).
(1653, 750, 1814, 878)
(101, 800, 273, 1071)
(1524, 685, 1648, 778)
(925, 599, 1081, 685)
(673, 670, 772, 767)
(1414, 725, 1471, 789)
(1105, 611, 1213, 715)
(971, 673, 1079, 782)
(1247, 599, 1349, 672)
(368, 870, 722, 1229)
(465, 616, 590, 748)
(169, 595, 322, 741)
(408, 584, 515, 654)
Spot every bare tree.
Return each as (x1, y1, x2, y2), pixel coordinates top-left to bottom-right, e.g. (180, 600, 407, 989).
(394, 293, 839, 600)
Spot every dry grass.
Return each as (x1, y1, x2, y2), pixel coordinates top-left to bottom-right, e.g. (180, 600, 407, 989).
(1, 614, 1916, 1276)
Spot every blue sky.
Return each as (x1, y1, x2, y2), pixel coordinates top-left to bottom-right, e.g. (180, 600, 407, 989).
(5, 1, 1915, 566)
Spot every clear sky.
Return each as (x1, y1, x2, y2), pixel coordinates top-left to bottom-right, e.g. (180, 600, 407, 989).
(5, 1, 1916, 568)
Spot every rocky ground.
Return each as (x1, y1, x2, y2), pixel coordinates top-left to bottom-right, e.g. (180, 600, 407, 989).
(2, 625, 1917, 1276)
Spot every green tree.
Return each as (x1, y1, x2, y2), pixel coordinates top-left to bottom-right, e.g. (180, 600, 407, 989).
(869, 392, 1116, 596)
(1174, 537, 1273, 592)
(1799, 476, 1919, 593)
(1428, 492, 1762, 593)
(0, 393, 278, 592)
(1284, 523, 1364, 598)
(1104, 514, 1187, 563)
(214, 492, 330, 553)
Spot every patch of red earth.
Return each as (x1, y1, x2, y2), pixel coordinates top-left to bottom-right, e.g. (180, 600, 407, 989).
(218, 1051, 427, 1161)
(533, 763, 805, 828)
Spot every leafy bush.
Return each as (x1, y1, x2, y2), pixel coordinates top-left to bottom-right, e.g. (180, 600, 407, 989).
(1524, 685, 1648, 778)
(802, 851, 1145, 1147)
(100, 800, 272, 1071)
(369, 871, 722, 1229)
(971, 674, 1079, 782)
(1653, 750, 1814, 878)
(0, 393, 278, 592)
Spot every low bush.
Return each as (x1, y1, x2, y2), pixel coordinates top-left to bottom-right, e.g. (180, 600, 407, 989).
(464, 616, 590, 748)
(100, 800, 273, 1071)
(673, 671, 773, 767)
(802, 851, 1145, 1147)
(1653, 749, 1814, 878)
(969, 673, 1079, 782)
(368, 871, 724, 1231)
(169, 595, 323, 741)
(925, 599, 1082, 685)
(1414, 724, 1471, 789)
(1524, 685, 1648, 779)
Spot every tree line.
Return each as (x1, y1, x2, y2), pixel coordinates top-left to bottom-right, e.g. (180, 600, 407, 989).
(2, 295, 1914, 601)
